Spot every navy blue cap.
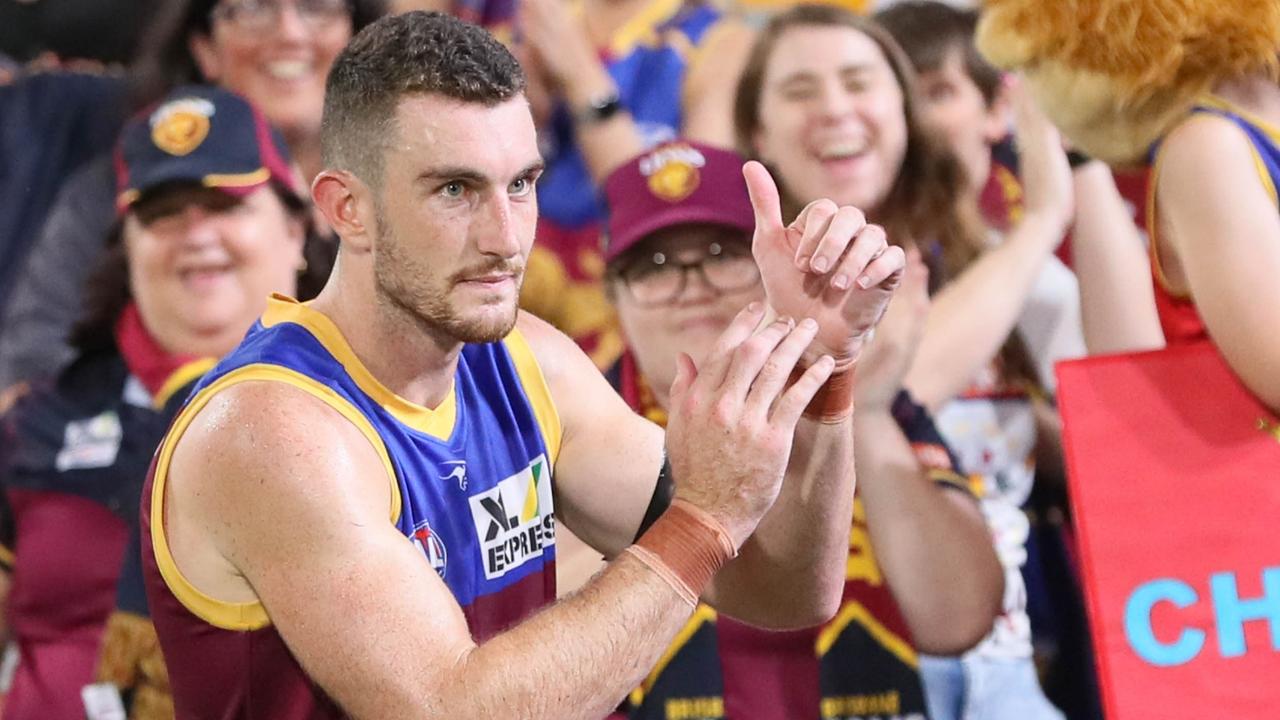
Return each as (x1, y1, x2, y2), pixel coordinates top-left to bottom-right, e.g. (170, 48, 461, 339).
(114, 85, 301, 212)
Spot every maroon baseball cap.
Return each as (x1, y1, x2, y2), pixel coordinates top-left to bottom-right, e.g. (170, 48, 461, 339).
(114, 85, 302, 214)
(602, 140, 755, 264)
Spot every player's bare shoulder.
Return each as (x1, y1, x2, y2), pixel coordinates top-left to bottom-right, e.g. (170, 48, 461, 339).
(167, 379, 389, 532)
(512, 309, 592, 389)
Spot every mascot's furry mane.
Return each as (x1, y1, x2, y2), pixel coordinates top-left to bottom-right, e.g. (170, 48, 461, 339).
(974, 0, 1280, 165)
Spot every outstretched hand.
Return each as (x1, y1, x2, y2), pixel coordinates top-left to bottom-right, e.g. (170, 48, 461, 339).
(742, 161, 905, 369)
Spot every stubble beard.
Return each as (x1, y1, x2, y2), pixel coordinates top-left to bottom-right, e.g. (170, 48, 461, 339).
(372, 222, 521, 346)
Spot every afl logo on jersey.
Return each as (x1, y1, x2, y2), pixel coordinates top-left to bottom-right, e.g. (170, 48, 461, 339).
(410, 519, 448, 579)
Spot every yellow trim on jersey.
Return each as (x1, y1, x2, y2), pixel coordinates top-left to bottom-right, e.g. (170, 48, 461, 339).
(1202, 95, 1280, 145)
(152, 358, 217, 409)
(204, 167, 271, 189)
(1146, 133, 1190, 300)
(502, 327, 564, 467)
(0, 543, 14, 571)
(1208, 94, 1280, 204)
(1200, 96, 1280, 207)
(815, 599, 918, 669)
(630, 604, 718, 706)
(679, 16, 729, 109)
(261, 295, 458, 440)
(150, 363, 402, 631)
(1150, 96, 1280, 300)
(607, 0, 683, 58)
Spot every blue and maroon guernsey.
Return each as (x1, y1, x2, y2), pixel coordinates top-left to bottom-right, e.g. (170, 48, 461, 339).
(141, 295, 562, 718)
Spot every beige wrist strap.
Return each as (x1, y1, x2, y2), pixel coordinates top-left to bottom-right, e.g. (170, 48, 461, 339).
(624, 499, 737, 607)
(789, 364, 857, 423)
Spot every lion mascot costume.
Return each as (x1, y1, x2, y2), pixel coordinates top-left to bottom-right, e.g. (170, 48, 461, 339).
(975, 0, 1280, 411)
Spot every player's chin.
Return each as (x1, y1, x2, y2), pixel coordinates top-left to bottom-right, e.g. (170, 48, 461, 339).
(454, 302, 519, 344)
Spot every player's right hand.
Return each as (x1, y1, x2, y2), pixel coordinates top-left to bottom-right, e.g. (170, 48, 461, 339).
(663, 303, 834, 548)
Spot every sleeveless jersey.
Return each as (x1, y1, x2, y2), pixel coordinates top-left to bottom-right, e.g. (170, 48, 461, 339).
(1148, 95, 1280, 346)
(141, 296, 562, 718)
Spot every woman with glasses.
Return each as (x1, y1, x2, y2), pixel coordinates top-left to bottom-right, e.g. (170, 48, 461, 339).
(732, 6, 1075, 718)
(593, 140, 1002, 719)
(147, 0, 386, 184)
(0, 0, 386, 397)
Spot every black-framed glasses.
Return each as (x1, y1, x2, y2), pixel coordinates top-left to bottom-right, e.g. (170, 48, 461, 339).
(210, 0, 351, 33)
(617, 241, 761, 307)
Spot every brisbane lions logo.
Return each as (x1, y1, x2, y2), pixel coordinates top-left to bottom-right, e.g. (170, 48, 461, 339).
(640, 143, 706, 202)
(150, 98, 215, 156)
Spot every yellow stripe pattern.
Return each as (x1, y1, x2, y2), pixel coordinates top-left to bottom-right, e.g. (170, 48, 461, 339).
(261, 296, 458, 440)
(630, 604, 718, 706)
(815, 600, 918, 669)
(149, 363, 402, 631)
(152, 358, 217, 410)
(502, 327, 563, 467)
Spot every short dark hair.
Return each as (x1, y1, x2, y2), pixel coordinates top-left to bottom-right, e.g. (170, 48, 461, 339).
(875, 1, 1001, 105)
(320, 11, 526, 188)
(129, 0, 387, 111)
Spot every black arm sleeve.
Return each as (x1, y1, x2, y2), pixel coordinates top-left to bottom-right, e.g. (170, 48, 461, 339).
(633, 454, 675, 542)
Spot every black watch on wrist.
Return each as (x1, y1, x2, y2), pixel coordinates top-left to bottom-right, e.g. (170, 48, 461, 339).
(576, 90, 622, 125)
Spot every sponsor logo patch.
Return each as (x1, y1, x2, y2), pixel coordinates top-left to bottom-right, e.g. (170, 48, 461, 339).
(439, 459, 468, 491)
(468, 455, 555, 580)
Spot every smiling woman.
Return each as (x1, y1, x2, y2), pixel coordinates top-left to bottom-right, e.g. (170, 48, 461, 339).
(733, 7, 1075, 720)
(132, 0, 387, 182)
(0, 85, 334, 720)
(0, 0, 389, 418)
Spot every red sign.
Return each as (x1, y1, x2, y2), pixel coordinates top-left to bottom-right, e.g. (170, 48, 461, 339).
(1056, 343, 1280, 718)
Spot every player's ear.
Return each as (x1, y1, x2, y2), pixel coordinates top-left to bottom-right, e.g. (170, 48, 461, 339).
(313, 170, 378, 253)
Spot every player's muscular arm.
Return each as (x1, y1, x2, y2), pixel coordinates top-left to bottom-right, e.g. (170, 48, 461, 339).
(526, 310, 849, 628)
(170, 383, 696, 719)
(1158, 115, 1280, 412)
(170, 313, 829, 718)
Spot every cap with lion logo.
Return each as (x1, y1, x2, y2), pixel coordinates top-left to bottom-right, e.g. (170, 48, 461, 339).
(602, 140, 755, 264)
(114, 85, 301, 212)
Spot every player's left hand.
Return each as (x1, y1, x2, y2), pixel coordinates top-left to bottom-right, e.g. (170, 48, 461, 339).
(743, 161, 906, 370)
